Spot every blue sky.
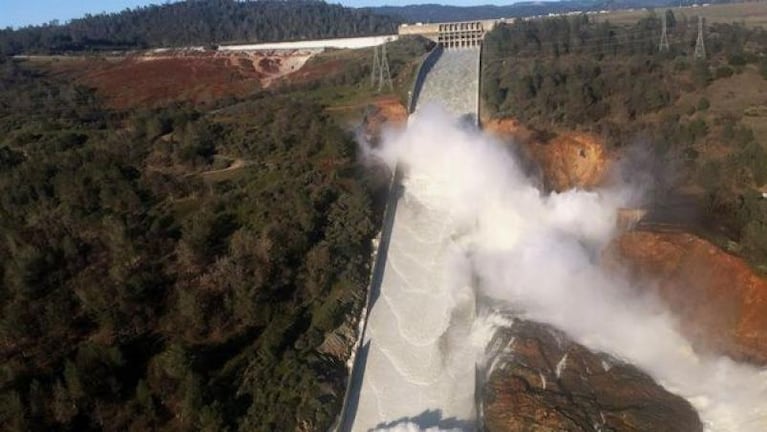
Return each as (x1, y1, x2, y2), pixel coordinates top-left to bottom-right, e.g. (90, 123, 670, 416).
(1, 0, 516, 29)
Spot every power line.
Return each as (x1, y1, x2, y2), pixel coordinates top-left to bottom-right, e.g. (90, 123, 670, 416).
(480, 18, 704, 67)
(371, 43, 393, 92)
(480, 34, 662, 68)
(694, 16, 706, 60)
(481, 27, 665, 60)
(659, 12, 670, 52)
(371, 44, 379, 88)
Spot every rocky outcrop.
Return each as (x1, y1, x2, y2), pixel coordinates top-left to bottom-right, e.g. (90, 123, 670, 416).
(611, 230, 767, 365)
(318, 319, 357, 361)
(483, 320, 702, 432)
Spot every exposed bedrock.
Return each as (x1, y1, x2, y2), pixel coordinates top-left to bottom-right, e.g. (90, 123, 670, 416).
(483, 321, 703, 432)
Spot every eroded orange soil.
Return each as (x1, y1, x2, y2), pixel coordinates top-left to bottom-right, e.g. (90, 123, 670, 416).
(484, 117, 609, 192)
(486, 116, 767, 366)
(352, 96, 408, 145)
(49, 50, 315, 109)
(612, 230, 767, 365)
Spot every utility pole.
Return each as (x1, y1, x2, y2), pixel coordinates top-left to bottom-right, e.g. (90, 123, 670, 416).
(371, 43, 393, 92)
(371, 45, 379, 87)
(659, 12, 670, 52)
(694, 16, 706, 60)
(379, 43, 393, 92)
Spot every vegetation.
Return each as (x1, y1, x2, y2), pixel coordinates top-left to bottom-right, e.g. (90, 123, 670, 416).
(595, 2, 767, 29)
(0, 0, 401, 55)
(282, 36, 434, 109)
(482, 12, 767, 270)
(373, 0, 689, 23)
(0, 51, 394, 430)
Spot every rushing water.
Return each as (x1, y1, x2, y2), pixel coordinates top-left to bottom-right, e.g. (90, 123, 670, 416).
(350, 48, 482, 431)
(350, 46, 767, 432)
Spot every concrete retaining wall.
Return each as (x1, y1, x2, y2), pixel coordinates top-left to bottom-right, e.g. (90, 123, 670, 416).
(218, 35, 398, 51)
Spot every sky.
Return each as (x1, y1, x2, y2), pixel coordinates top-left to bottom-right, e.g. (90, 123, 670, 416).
(0, 0, 518, 29)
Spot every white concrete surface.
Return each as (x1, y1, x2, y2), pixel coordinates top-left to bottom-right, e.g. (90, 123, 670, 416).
(415, 48, 480, 122)
(218, 35, 398, 51)
(351, 48, 482, 432)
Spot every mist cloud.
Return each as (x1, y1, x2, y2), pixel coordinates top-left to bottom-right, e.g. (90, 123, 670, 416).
(367, 107, 767, 432)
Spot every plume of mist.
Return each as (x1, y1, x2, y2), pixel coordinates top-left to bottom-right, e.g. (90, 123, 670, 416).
(365, 106, 767, 432)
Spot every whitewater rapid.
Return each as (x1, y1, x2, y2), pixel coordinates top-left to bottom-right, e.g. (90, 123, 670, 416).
(349, 172, 480, 430)
(364, 108, 767, 431)
(349, 49, 482, 431)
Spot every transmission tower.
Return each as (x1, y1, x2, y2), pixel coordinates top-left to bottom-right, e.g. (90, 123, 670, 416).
(371, 44, 393, 92)
(694, 16, 706, 60)
(659, 13, 670, 52)
(371, 45, 379, 87)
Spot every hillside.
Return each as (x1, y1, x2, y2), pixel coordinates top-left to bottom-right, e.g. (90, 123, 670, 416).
(482, 12, 767, 272)
(0, 0, 400, 55)
(597, 1, 767, 28)
(0, 33, 429, 430)
(479, 13, 767, 432)
(373, 0, 686, 23)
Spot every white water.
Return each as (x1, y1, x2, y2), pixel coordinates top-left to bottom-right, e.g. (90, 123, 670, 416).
(351, 49, 484, 432)
(365, 108, 767, 432)
(414, 49, 480, 122)
(352, 44, 767, 431)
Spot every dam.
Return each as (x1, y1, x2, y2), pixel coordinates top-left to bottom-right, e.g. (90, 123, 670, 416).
(344, 46, 482, 431)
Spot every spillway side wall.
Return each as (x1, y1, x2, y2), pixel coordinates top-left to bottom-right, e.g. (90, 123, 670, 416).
(408, 45, 444, 114)
(332, 45, 444, 431)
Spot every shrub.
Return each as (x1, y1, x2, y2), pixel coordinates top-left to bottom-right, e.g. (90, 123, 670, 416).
(728, 53, 747, 66)
(697, 97, 710, 111)
(715, 65, 734, 79)
(692, 62, 712, 88)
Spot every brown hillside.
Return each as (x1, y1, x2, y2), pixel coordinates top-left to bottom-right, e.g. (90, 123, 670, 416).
(612, 230, 767, 365)
(48, 50, 315, 109)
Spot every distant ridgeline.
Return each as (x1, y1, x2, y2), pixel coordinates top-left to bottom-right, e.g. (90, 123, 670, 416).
(0, 0, 401, 55)
(373, 0, 734, 23)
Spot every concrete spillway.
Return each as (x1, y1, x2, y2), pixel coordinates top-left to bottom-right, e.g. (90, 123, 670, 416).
(413, 48, 480, 122)
(340, 44, 767, 432)
(348, 48, 481, 431)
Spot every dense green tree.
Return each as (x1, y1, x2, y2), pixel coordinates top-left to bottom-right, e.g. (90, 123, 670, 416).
(0, 0, 400, 55)
(0, 52, 390, 430)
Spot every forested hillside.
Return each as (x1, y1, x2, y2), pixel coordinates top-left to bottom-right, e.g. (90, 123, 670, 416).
(482, 12, 767, 271)
(0, 0, 400, 55)
(373, 0, 679, 23)
(0, 48, 402, 429)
